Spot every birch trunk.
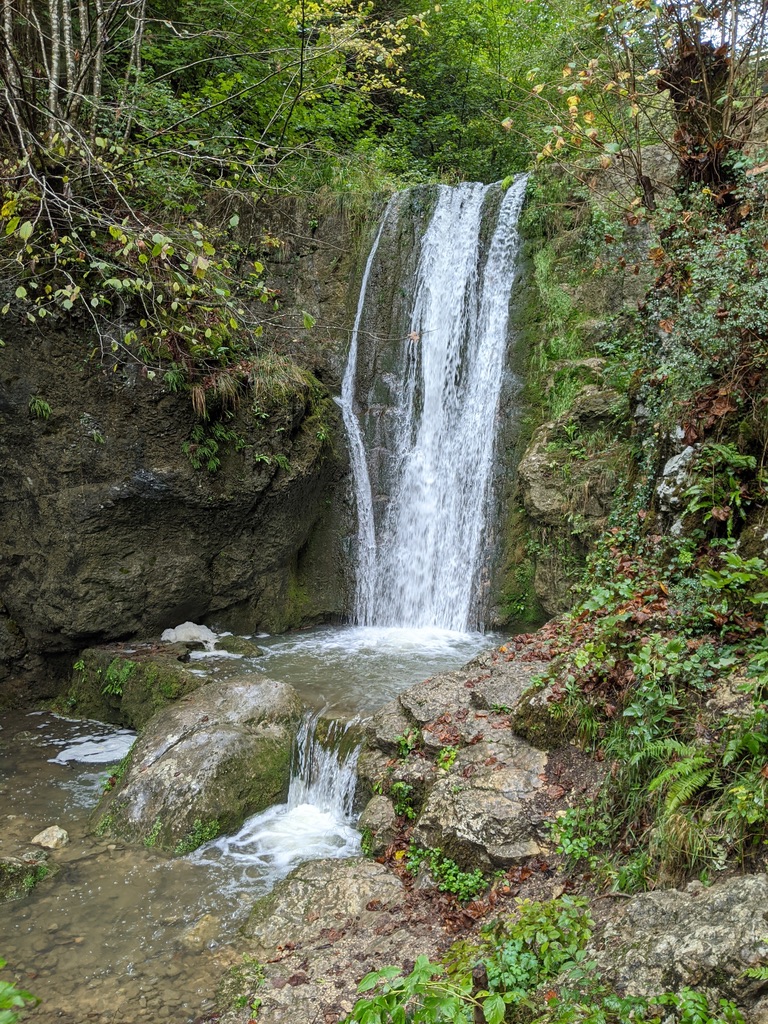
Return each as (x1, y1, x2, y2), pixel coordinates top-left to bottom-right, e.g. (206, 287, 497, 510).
(47, 0, 61, 134)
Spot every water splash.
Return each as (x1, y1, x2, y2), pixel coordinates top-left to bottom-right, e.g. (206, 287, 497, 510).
(192, 711, 360, 891)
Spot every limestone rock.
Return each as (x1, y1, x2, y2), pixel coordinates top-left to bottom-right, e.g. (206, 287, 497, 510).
(31, 825, 69, 849)
(63, 645, 206, 729)
(244, 858, 404, 954)
(516, 385, 622, 615)
(413, 739, 547, 868)
(358, 796, 397, 857)
(92, 676, 302, 851)
(595, 873, 768, 1001)
(0, 272, 353, 698)
(362, 647, 566, 869)
(0, 847, 50, 902)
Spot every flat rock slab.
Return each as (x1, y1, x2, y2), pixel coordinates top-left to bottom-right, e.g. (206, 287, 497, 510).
(92, 676, 302, 851)
(238, 857, 447, 1024)
(245, 857, 405, 953)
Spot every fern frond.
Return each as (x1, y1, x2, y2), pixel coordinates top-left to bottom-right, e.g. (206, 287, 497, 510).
(665, 767, 715, 813)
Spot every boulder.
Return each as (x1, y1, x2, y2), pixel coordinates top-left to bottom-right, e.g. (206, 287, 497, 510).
(91, 676, 302, 851)
(595, 874, 768, 1005)
(360, 646, 583, 869)
(62, 644, 207, 729)
(214, 635, 265, 658)
(358, 796, 398, 857)
(412, 738, 547, 869)
(31, 825, 69, 849)
(0, 847, 51, 902)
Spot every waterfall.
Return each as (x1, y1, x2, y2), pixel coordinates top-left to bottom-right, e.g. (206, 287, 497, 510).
(193, 711, 360, 887)
(338, 204, 394, 622)
(342, 175, 528, 631)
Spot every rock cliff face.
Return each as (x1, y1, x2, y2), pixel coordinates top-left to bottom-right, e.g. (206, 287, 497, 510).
(0, 196, 382, 701)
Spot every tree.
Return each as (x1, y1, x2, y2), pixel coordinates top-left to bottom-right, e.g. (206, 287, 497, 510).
(525, 0, 768, 208)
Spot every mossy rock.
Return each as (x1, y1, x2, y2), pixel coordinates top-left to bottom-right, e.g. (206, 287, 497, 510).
(0, 852, 52, 902)
(90, 676, 303, 852)
(510, 678, 578, 749)
(215, 635, 264, 657)
(59, 644, 206, 729)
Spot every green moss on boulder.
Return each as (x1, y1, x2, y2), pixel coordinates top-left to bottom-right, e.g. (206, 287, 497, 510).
(60, 644, 205, 729)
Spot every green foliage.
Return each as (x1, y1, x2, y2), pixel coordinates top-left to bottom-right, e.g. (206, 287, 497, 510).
(538, 982, 744, 1024)
(103, 750, 133, 793)
(395, 730, 420, 759)
(548, 806, 614, 872)
(346, 954, 478, 1024)
(683, 444, 762, 540)
(436, 747, 457, 772)
(28, 397, 52, 421)
(182, 422, 245, 473)
(390, 781, 417, 821)
(360, 827, 374, 858)
(218, 953, 265, 1013)
(345, 897, 592, 1024)
(174, 819, 220, 855)
(143, 818, 164, 849)
(94, 813, 115, 836)
(0, 960, 39, 1024)
(101, 658, 137, 698)
(346, 895, 745, 1024)
(405, 846, 486, 902)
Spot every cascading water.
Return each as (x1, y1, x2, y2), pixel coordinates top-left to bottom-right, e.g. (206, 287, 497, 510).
(341, 175, 528, 630)
(193, 711, 360, 889)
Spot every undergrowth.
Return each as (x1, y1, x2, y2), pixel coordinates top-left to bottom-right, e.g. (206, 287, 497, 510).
(344, 896, 745, 1024)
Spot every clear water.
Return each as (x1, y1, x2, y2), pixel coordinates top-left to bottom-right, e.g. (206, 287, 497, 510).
(0, 176, 527, 1021)
(193, 711, 361, 891)
(192, 622, 497, 714)
(0, 624, 497, 1022)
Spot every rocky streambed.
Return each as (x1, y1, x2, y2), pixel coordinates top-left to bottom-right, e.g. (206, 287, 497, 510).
(2, 631, 768, 1024)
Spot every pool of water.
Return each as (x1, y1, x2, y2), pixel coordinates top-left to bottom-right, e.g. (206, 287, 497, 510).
(195, 622, 497, 714)
(0, 625, 497, 1023)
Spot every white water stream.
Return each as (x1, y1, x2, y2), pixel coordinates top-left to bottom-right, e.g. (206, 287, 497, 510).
(193, 711, 360, 890)
(194, 175, 529, 886)
(341, 176, 528, 630)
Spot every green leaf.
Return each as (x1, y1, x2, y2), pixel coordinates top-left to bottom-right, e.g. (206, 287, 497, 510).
(302, 311, 316, 330)
(5, 216, 19, 235)
(483, 993, 506, 1024)
(229, 213, 240, 228)
(14, 286, 27, 299)
(18, 220, 33, 241)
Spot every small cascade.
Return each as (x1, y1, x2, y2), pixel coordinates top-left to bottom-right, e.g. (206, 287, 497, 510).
(342, 175, 528, 631)
(193, 711, 360, 889)
(286, 711, 360, 816)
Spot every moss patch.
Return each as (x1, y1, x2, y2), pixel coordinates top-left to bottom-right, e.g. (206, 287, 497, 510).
(59, 644, 205, 729)
(0, 858, 51, 903)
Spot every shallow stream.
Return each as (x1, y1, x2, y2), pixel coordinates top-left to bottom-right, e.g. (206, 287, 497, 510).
(0, 625, 495, 1024)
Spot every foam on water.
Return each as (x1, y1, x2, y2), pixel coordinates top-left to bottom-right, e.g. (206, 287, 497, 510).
(192, 711, 360, 891)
